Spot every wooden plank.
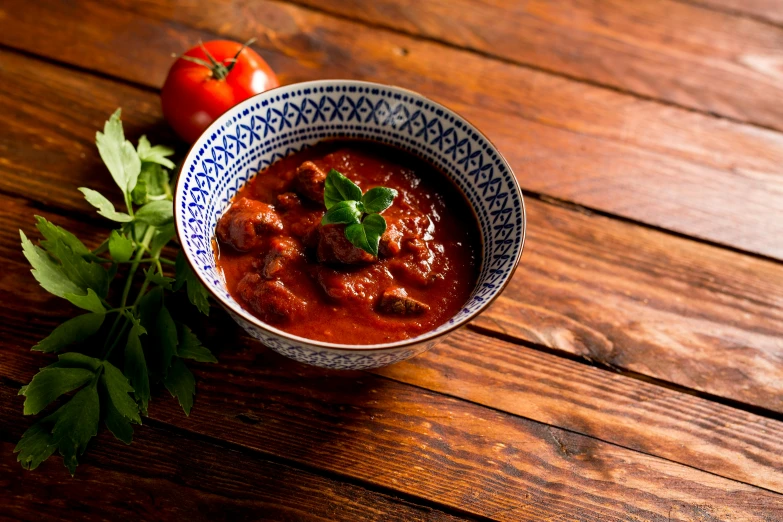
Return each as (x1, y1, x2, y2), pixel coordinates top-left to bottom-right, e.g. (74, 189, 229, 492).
(3, 192, 783, 511)
(689, 0, 783, 25)
(284, 0, 783, 131)
(3, 49, 782, 417)
(0, 387, 466, 522)
(2, 1, 783, 258)
(4, 191, 783, 498)
(3, 326, 783, 521)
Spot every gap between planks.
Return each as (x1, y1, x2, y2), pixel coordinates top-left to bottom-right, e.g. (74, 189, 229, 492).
(672, 0, 783, 29)
(2, 164, 782, 426)
(465, 323, 783, 426)
(0, 376, 491, 522)
(272, 0, 783, 135)
(0, 39, 779, 266)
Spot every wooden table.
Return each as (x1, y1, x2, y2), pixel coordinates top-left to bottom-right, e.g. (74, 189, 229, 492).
(2, 1, 783, 520)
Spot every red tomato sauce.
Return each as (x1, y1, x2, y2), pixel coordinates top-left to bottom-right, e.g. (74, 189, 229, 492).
(214, 140, 481, 344)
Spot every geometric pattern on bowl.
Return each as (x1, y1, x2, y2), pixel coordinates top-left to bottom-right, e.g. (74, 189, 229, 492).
(175, 80, 525, 369)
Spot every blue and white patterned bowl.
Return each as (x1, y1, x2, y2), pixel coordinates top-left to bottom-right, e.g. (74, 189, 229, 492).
(174, 80, 525, 369)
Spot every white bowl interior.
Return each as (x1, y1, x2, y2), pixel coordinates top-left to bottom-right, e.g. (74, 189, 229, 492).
(175, 80, 525, 350)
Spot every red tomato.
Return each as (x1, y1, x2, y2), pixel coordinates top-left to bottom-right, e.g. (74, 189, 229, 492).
(161, 40, 279, 143)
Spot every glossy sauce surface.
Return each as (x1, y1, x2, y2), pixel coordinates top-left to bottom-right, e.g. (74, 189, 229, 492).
(214, 140, 481, 344)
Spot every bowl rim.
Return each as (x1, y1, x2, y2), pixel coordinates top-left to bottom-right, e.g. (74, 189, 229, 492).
(174, 79, 526, 351)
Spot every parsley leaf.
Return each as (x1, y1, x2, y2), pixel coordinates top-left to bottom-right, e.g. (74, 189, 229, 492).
(20, 367, 96, 415)
(79, 188, 133, 222)
(32, 313, 105, 353)
(35, 216, 90, 257)
(108, 230, 134, 263)
(164, 358, 195, 416)
(148, 223, 175, 258)
(124, 317, 150, 416)
(101, 361, 141, 425)
(15, 422, 57, 471)
(132, 162, 172, 205)
(154, 305, 178, 377)
(177, 324, 217, 363)
(49, 353, 102, 371)
(96, 109, 141, 197)
(48, 377, 101, 475)
(21, 230, 83, 298)
(136, 135, 176, 170)
(64, 288, 106, 314)
(17, 108, 217, 473)
(135, 200, 174, 226)
(175, 252, 210, 316)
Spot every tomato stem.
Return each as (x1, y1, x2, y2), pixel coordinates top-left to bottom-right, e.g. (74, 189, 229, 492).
(175, 38, 258, 81)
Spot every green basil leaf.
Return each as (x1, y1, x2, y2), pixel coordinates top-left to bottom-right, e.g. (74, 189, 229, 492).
(79, 188, 133, 223)
(33, 313, 105, 353)
(136, 135, 176, 170)
(21, 230, 82, 299)
(35, 216, 90, 256)
(101, 361, 141, 425)
(177, 323, 217, 363)
(347, 214, 386, 257)
(20, 367, 96, 415)
(321, 200, 362, 226)
(362, 187, 398, 214)
(124, 318, 150, 415)
(65, 288, 106, 314)
(135, 200, 173, 226)
(175, 252, 210, 316)
(14, 421, 57, 471)
(324, 169, 362, 209)
(47, 378, 100, 475)
(108, 230, 134, 263)
(344, 223, 373, 257)
(164, 358, 195, 416)
(95, 109, 141, 196)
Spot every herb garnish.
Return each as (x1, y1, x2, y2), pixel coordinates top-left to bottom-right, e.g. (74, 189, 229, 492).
(15, 109, 215, 475)
(321, 169, 398, 256)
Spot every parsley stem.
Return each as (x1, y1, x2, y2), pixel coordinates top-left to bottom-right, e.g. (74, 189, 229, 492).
(102, 226, 156, 355)
(103, 314, 132, 361)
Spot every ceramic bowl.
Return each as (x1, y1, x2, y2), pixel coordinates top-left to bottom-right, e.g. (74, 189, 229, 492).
(174, 79, 525, 369)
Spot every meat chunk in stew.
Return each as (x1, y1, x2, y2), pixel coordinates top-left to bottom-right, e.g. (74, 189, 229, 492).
(216, 197, 283, 251)
(378, 287, 429, 316)
(316, 224, 376, 264)
(259, 236, 304, 280)
(237, 274, 306, 323)
(276, 192, 301, 212)
(293, 161, 327, 203)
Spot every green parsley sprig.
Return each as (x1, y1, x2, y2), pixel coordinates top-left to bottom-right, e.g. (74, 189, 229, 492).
(15, 109, 214, 475)
(321, 169, 398, 256)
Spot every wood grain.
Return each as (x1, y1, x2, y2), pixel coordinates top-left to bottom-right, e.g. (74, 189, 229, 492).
(2, 1, 783, 258)
(0, 387, 466, 522)
(3, 329, 783, 521)
(689, 0, 783, 25)
(3, 50, 782, 418)
(286, 0, 783, 131)
(4, 191, 783, 498)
